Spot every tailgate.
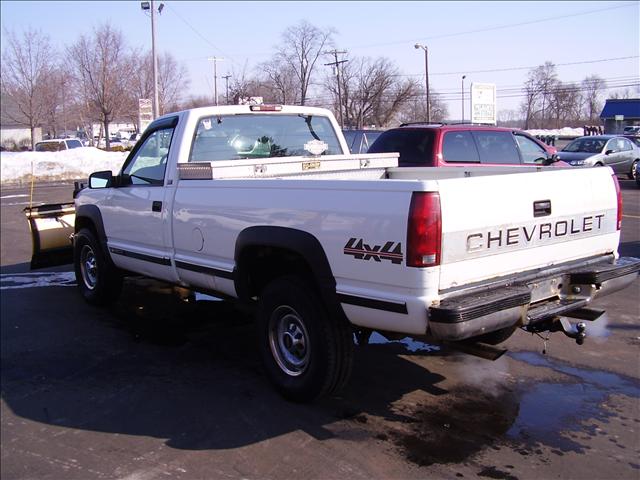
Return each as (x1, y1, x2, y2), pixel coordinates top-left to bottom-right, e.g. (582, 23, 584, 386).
(437, 167, 619, 290)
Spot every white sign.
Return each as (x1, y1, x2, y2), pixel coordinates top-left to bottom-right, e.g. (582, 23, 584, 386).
(139, 98, 153, 133)
(471, 83, 497, 125)
(614, 115, 624, 121)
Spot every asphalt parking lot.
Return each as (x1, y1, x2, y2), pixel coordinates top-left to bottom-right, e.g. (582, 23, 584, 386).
(1, 179, 639, 480)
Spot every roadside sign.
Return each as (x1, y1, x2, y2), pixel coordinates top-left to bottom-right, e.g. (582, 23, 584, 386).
(471, 83, 497, 125)
(139, 99, 153, 133)
(615, 115, 624, 121)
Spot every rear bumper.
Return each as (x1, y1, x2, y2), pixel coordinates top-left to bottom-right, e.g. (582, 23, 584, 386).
(428, 256, 640, 341)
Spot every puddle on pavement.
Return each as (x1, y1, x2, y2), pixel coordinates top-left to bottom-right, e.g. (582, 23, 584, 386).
(506, 351, 640, 451)
(387, 350, 640, 467)
(368, 331, 441, 353)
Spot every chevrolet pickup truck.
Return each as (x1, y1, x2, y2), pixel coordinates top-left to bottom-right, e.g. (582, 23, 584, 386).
(25, 105, 640, 401)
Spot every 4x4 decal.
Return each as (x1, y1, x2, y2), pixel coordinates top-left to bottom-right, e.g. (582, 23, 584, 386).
(344, 238, 403, 264)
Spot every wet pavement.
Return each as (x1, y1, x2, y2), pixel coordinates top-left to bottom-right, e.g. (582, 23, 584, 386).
(1, 180, 639, 479)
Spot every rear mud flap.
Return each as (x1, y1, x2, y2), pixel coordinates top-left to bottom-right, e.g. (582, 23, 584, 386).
(24, 203, 76, 269)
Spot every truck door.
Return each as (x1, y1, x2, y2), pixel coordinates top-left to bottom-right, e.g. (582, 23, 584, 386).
(100, 116, 178, 282)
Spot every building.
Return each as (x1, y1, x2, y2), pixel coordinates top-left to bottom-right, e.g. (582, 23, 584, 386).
(600, 98, 640, 134)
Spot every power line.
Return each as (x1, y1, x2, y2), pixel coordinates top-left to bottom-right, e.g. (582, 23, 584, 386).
(348, 2, 637, 50)
(400, 56, 639, 78)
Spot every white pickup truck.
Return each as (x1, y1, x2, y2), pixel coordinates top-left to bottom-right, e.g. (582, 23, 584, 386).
(26, 105, 639, 401)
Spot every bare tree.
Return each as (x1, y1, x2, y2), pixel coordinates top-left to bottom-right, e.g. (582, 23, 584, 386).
(40, 68, 75, 137)
(548, 81, 581, 128)
(1, 28, 55, 149)
(258, 57, 299, 104)
(581, 75, 606, 123)
(520, 62, 558, 129)
(325, 56, 421, 128)
(276, 21, 334, 105)
(397, 87, 448, 125)
(68, 24, 132, 149)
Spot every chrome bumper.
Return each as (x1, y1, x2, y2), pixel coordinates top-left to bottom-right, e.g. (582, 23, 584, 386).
(428, 256, 640, 341)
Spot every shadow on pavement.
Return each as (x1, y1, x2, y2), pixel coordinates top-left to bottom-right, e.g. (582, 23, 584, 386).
(1, 272, 450, 452)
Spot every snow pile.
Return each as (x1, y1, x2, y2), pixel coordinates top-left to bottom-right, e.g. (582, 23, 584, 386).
(0, 148, 128, 185)
(525, 127, 584, 137)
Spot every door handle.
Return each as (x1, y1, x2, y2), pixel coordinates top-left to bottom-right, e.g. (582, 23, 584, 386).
(152, 201, 162, 212)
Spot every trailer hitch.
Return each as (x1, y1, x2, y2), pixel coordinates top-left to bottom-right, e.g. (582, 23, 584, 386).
(557, 318, 587, 345)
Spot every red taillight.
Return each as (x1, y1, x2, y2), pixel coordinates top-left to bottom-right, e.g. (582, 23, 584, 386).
(612, 173, 622, 230)
(407, 192, 442, 267)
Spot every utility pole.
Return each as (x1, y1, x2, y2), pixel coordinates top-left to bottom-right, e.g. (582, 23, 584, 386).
(324, 50, 348, 128)
(414, 43, 430, 123)
(208, 57, 225, 106)
(222, 74, 232, 105)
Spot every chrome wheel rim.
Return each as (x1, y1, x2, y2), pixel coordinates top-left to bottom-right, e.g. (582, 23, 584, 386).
(268, 305, 310, 376)
(80, 244, 97, 290)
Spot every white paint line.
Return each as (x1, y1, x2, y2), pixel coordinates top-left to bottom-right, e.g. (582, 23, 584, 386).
(0, 194, 28, 199)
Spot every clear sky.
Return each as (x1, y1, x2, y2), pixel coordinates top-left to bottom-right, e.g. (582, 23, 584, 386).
(2, 1, 639, 119)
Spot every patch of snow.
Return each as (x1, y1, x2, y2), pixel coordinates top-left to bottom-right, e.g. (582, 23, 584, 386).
(525, 127, 584, 137)
(0, 148, 127, 185)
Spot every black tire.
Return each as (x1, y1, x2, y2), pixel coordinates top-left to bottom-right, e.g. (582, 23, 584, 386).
(629, 160, 638, 180)
(74, 228, 123, 306)
(257, 275, 353, 402)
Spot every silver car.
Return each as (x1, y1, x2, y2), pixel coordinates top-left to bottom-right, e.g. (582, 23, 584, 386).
(558, 135, 639, 179)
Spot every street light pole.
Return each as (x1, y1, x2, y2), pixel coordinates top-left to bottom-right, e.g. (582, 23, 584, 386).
(414, 43, 430, 123)
(461, 75, 466, 123)
(150, 0, 160, 118)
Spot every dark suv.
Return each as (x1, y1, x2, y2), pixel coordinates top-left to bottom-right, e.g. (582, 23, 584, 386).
(368, 124, 559, 167)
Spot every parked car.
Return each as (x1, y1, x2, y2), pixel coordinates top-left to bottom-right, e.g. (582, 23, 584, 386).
(342, 129, 384, 154)
(623, 125, 640, 135)
(368, 124, 559, 168)
(623, 134, 640, 148)
(557, 135, 639, 179)
(34, 138, 84, 152)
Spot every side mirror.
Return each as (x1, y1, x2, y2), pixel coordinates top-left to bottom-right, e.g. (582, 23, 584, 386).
(542, 154, 559, 165)
(89, 170, 113, 189)
(605, 149, 614, 155)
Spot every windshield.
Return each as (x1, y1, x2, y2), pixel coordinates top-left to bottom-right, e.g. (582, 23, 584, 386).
(189, 114, 342, 162)
(35, 141, 64, 152)
(562, 138, 606, 154)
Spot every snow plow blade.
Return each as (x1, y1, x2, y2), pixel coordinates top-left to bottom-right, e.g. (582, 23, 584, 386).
(24, 202, 75, 269)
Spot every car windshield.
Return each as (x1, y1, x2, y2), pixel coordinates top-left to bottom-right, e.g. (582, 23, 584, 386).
(189, 113, 342, 161)
(562, 138, 606, 153)
(35, 141, 63, 152)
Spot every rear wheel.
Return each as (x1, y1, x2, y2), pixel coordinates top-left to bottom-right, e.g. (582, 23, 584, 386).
(257, 275, 353, 402)
(74, 228, 122, 305)
(629, 160, 638, 180)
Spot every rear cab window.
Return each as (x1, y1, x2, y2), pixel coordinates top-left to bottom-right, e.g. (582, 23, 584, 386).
(471, 131, 521, 164)
(189, 114, 342, 162)
(368, 129, 435, 166)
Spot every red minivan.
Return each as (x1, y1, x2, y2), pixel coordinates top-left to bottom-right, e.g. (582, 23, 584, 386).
(368, 124, 560, 168)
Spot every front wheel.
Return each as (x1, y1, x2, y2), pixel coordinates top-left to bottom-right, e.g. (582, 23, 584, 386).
(257, 275, 353, 402)
(74, 228, 122, 305)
